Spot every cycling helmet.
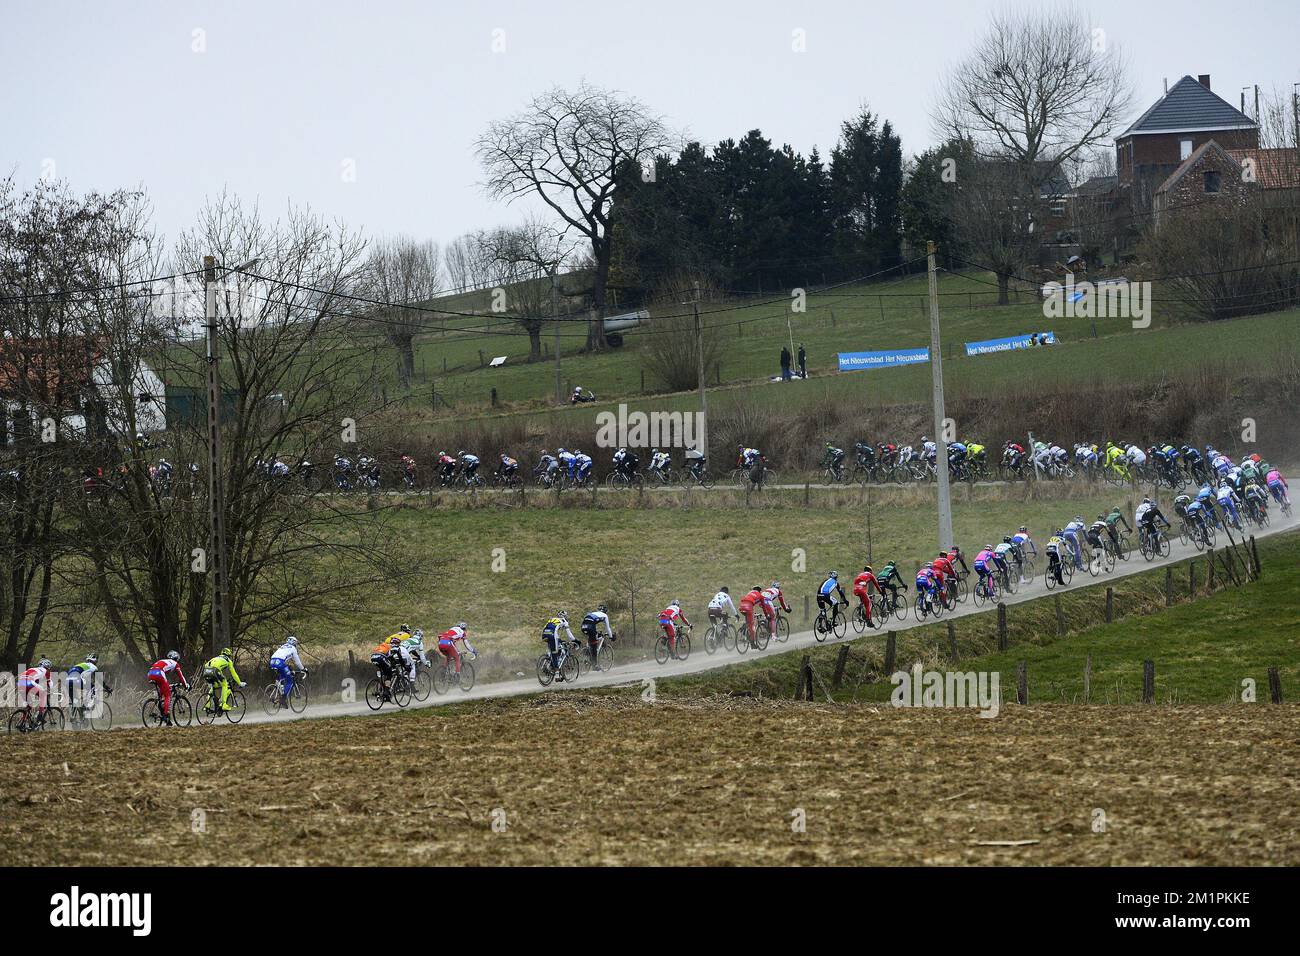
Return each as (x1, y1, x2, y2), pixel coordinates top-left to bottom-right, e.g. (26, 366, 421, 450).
(1097, 514, 1106, 520)
(863, 565, 872, 574)
(985, 544, 994, 551)
(399, 624, 411, 634)
(456, 622, 467, 630)
(921, 436, 929, 442)
(924, 562, 934, 569)
(220, 647, 233, 658)
(286, 635, 299, 647)
(1003, 536, 1012, 544)
(558, 611, 568, 621)
(85, 654, 98, 664)
(38, 658, 52, 668)
(670, 599, 680, 608)
(597, 604, 607, 613)
(1142, 496, 1151, 504)
(937, 551, 946, 558)
(1056, 528, 1065, 536)
(751, 586, 762, 594)
(770, 581, 780, 590)
(1018, 526, 1028, 533)
(828, 571, 838, 579)
(167, 650, 180, 661)
(720, 586, 729, 594)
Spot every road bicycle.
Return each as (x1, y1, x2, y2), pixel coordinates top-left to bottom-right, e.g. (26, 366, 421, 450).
(851, 599, 883, 634)
(261, 670, 308, 716)
(195, 680, 248, 725)
(704, 615, 739, 655)
(814, 601, 847, 640)
(365, 667, 413, 710)
(433, 654, 477, 694)
(756, 612, 789, 645)
(654, 623, 691, 664)
(873, 587, 910, 623)
(1138, 524, 1172, 561)
(6, 702, 65, 734)
(67, 684, 113, 732)
(537, 639, 581, 686)
(142, 682, 192, 728)
(971, 571, 999, 607)
(1044, 552, 1074, 589)
(579, 631, 616, 672)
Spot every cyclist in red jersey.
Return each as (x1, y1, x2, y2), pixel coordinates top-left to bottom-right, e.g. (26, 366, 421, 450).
(852, 566, 880, 623)
(146, 651, 189, 725)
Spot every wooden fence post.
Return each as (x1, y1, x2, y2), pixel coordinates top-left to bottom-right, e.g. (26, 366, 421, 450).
(997, 602, 1008, 651)
(1083, 652, 1091, 704)
(884, 632, 896, 676)
(1250, 535, 1262, 578)
(1267, 666, 1282, 704)
(1054, 594, 1065, 637)
(946, 621, 959, 662)
(1016, 661, 1028, 705)
(1142, 660, 1155, 704)
(1104, 587, 1114, 624)
(1189, 561, 1196, 596)
(1207, 549, 1216, 591)
(795, 655, 809, 700)
(832, 645, 850, 690)
(1164, 566, 1173, 607)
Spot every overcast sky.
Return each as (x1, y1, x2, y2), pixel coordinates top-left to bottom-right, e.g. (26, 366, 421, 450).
(4, 0, 1297, 254)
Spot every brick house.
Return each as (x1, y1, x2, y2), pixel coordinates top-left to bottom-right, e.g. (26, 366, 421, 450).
(1151, 141, 1251, 228)
(1115, 74, 1258, 213)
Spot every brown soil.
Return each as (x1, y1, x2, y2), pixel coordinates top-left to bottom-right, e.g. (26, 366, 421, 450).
(2, 697, 1296, 866)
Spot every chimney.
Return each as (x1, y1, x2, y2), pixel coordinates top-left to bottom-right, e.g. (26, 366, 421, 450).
(1198, 74, 1211, 91)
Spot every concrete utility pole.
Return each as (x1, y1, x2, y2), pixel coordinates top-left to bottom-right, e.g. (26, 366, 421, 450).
(203, 256, 231, 658)
(926, 241, 954, 551)
(693, 291, 708, 452)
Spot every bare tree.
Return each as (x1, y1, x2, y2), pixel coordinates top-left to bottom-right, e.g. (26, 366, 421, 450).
(366, 237, 443, 390)
(443, 233, 487, 295)
(476, 82, 671, 350)
(641, 273, 722, 393)
(475, 218, 572, 361)
(932, 7, 1132, 300)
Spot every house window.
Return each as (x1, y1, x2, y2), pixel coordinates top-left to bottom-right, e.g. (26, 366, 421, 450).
(1051, 200, 1066, 218)
(1204, 171, 1222, 193)
(1180, 139, 1193, 160)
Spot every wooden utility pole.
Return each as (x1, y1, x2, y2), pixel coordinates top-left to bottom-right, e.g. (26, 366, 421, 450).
(926, 241, 953, 550)
(551, 271, 562, 405)
(693, 288, 708, 452)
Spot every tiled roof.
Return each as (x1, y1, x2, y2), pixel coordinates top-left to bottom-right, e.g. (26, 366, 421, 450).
(1120, 75, 1257, 137)
(1154, 141, 1241, 195)
(1225, 148, 1300, 189)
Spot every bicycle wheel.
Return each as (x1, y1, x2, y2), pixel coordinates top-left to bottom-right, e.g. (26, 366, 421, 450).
(892, 595, 909, 622)
(972, 580, 987, 607)
(141, 698, 164, 728)
(261, 684, 282, 716)
(172, 696, 193, 727)
(832, 610, 846, 639)
(851, 604, 866, 634)
(813, 614, 828, 643)
(433, 665, 452, 695)
(1063, 560, 1075, 582)
(1045, 564, 1058, 590)
(88, 701, 113, 732)
(753, 621, 769, 651)
(6, 710, 28, 734)
(536, 655, 555, 687)
(721, 621, 737, 652)
(224, 690, 246, 723)
(1158, 534, 1171, 558)
(775, 616, 789, 643)
(704, 625, 720, 655)
(392, 676, 413, 707)
(365, 677, 386, 709)
(654, 636, 670, 665)
(195, 687, 216, 725)
(289, 678, 308, 714)
(412, 670, 432, 702)
(675, 632, 692, 660)
(560, 650, 580, 682)
(458, 660, 477, 691)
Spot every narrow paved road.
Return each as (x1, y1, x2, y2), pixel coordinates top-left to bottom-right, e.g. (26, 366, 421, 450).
(216, 509, 1296, 728)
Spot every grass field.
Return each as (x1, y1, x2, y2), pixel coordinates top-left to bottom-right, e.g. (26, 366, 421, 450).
(393, 271, 1300, 424)
(2, 697, 1294, 865)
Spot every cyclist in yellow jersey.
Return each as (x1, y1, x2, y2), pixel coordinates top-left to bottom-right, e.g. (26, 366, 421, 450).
(204, 647, 246, 712)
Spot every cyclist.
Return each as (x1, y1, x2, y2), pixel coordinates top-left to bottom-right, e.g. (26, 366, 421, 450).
(1135, 497, 1171, 546)
(436, 450, 457, 484)
(496, 454, 519, 483)
(852, 566, 880, 624)
(1103, 441, 1127, 479)
(573, 449, 593, 484)
(401, 627, 427, 670)
(817, 571, 848, 622)
(1181, 445, 1205, 482)
(822, 443, 846, 480)
(437, 623, 476, 676)
(707, 587, 738, 629)
(18, 659, 53, 720)
(738, 585, 763, 647)
(458, 450, 480, 483)
(1242, 479, 1269, 522)
(557, 448, 577, 481)
(995, 537, 1019, 581)
(1045, 530, 1067, 586)
(915, 564, 939, 615)
(853, 441, 876, 475)
(947, 545, 970, 579)
(659, 600, 690, 656)
(738, 445, 762, 473)
(1172, 493, 1192, 521)
(1010, 526, 1036, 567)
(65, 654, 106, 714)
(647, 448, 671, 481)
(581, 605, 615, 668)
(760, 581, 792, 636)
(967, 440, 987, 474)
(535, 449, 559, 484)
(1215, 480, 1242, 530)
(1086, 516, 1109, 560)
(920, 435, 937, 465)
(370, 633, 400, 700)
(1210, 448, 1233, 477)
(973, 545, 997, 597)
(1063, 516, 1087, 569)
(612, 447, 639, 481)
(932, 551, 957, 605)
(876, 560, 907, 610)
(205, 646, 247, 713)
(1003, 440, 1026, 474)
(947, 440, 969, 480)
(269, 636, 305, 704)
(146, 651, 190, 726)
(1104, 505, 1131, 546)
(1266, 467, 1290, 507)
(542, 613, 576, 679)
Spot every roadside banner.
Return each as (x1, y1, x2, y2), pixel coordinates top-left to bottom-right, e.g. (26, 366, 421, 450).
(837, 348, 930, 371)
(964, 332, 1055, 356)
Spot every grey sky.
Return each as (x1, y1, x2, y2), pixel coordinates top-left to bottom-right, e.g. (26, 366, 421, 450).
(5, 0, 1297, 254)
